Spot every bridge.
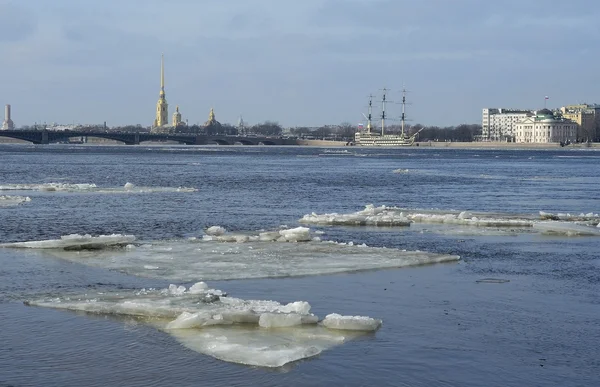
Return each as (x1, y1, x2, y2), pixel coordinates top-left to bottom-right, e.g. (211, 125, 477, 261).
(0, 130, 299, 146)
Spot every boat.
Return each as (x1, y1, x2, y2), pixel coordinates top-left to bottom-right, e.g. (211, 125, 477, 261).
(354, 88, 423, 146)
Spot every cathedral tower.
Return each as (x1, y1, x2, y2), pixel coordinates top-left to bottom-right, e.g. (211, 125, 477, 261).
(172, 106, 182, 127)
(153, 54, 169, 129)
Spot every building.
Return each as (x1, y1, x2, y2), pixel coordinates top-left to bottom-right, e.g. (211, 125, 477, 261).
(152, 54, 169, 131)
(514, 109, 577, 144)
(560, 104, 600, 142)
(203, 108, 222, 135)
(482, 108, 533, 141)
(2, 104, 15, 130)
(172, 106, 184, 128)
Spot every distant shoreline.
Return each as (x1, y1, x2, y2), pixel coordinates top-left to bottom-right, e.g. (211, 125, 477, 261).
(296, 139, 599, 149)
(413, 141, 599, 150)
(1, 137, 598, 150)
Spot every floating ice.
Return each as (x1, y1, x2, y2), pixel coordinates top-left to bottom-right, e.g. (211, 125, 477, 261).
(0, 234, 136, 250)
(393, 168, 409, 174)
(533, 222, 600, 236)
(539, 211, 599, 223)
(15, 230, 460, 281)
(278, 227, 311, 242)
(0, 195, 31, 207)
(0, 183, 97, 192)
(0, 182, 197, 194)
(26, 282, 378, 367)
(205, 226, 227, 236)
(300, 204, 412, 227)
(322, 313, 382, 331)
(406, 212, 533, 228)
(259, 313, 304, 328)
(300, 205, 534, 228)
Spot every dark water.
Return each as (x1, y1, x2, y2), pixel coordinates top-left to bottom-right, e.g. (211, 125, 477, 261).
(1, 144, 599, 386)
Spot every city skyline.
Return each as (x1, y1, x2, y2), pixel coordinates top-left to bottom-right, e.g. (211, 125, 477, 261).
(0, 0, 599, 127)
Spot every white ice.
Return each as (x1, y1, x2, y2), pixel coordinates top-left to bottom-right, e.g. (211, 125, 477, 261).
(539, 211, 599, 223)
(322, 313, 382, 331)
(27, 282, 378, 367)
(300, 205, 536, 228)
(300, 204, 412, 227)
(10, 228, 460, 281)
(205, 226, 227, 236)
(533, 221, 600, 236)
(0, 234, 136, 250)
(406, 211, 533, 228)
(0, 195, 31, 207)
(0, 182, 197, 194)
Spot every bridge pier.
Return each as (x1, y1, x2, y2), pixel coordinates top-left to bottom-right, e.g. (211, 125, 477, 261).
(41, 130, 49, 145)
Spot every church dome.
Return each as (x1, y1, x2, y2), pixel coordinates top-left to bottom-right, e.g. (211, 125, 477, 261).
(536, 108, 553, 116)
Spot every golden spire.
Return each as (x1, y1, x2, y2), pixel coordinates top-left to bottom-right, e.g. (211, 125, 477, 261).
(160, 53, 165, 95)
(176, 105, 179, 112)
(209, 108, 215, 121)
(153, 53, 169, 129)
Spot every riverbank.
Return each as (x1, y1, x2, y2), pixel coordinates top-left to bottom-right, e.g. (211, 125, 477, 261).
(414, 141, 599, 149)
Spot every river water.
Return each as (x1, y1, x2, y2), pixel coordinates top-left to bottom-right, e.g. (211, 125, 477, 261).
(0, 144, 598, 386)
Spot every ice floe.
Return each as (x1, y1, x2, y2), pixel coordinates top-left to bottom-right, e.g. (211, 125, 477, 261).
(2, 228, 460, 281)
(322, 314, 382, 331)
(0, 234, 136, 250)
(0, 182, 197, 194)
(533, 222, 600, 236)
(539, 211, 599, 223)
(300, 204, 412, 227)
(300, 205, 533, 228)
(0, 195, 31, 207)
(26, 282, 380, 367)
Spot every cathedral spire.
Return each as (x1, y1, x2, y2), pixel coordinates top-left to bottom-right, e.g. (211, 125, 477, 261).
(160, 53, 165, 95)
(153, 54, 169, 130)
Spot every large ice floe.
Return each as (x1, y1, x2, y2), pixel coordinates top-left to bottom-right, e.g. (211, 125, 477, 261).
(300, 205, 534, 229)
(26, 282, 381, 367)
(0, 195, 31, 207)
(533, 221, 600, 236)
(0, 228, 460, 281)
(539, 211, 600, 223)
(0, 182, 197, 194)
(300, 205, 600, 234)
(1, 234, 136, 250)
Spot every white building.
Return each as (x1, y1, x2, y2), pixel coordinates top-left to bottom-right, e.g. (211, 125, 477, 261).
(515, 109, 577, 144)
(482, 108, 533, 141)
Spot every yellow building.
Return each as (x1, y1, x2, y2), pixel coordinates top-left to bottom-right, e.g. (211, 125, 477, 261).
(560, 104, 598, 141)
(152, 54, 169, 130)
(172, 106, 183, 128)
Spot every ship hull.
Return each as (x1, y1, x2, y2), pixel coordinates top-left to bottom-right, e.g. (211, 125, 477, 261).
(354, 133, 415, 147)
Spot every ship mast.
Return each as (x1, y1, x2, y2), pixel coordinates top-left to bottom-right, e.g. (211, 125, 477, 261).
(367, 94, 373, 134)
(381, 88, 388, 136)
(401, 88, 407, 138)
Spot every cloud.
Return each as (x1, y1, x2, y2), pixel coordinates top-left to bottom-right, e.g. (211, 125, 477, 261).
(0, 0, 599, 127)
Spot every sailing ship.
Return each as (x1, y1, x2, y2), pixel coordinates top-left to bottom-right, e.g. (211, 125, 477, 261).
(354, 88, 423, 146)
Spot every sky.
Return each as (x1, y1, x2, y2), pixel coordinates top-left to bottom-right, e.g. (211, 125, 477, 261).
(0, 0, 599, 128)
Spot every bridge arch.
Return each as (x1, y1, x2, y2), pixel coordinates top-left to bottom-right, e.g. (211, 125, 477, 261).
(234, 139, 255, 145)
(209, 139, 231, 145)
(259, 140, 278, 145)
(0, 132, 40, 144)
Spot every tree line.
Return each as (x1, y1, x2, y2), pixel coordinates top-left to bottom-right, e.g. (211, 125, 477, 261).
(20, 121, 482, 142)
(290, 123, 482, 142)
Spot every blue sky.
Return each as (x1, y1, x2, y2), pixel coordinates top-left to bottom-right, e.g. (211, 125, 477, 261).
(0, 0, 598, 127)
